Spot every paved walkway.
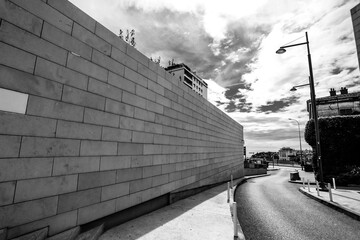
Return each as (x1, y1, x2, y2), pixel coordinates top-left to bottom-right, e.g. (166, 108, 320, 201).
(99, 180, 245, 240)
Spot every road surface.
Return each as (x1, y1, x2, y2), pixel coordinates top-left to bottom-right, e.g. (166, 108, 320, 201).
(235, 167, 360, 240)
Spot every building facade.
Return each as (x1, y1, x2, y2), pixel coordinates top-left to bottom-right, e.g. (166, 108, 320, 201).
(307, 87, 360, 118)
(165, 63, 208, 99)
(278, 147, 296, 161)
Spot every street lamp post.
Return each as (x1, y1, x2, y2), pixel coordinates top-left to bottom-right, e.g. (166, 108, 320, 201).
(289, 118, 303, 170)
(276, 32, 325, 189)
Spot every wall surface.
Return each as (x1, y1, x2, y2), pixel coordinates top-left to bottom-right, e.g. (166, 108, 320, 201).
(0, 0, 244, 238)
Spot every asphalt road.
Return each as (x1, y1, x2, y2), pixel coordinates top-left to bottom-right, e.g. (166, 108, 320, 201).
(235, 167, 360, 240)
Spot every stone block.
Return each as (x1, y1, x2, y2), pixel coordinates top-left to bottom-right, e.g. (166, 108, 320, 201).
(120, 116, 145, 131)
(100, 156, 131, 171)
(11, 0, 73, 34)
(143, 144, 162, 155)
(0, 196, 57, 228)
(0, 41, 35, 73)
(101, 182, 129, 201)
(124, 67, 148, 87)
(77, 199, 116, 225)
(10, 227, 48, 240)
(101, 127, 132, 142)
(35, 57, 88, 90)
(136, 85, 156, 102)
(164, 89, 179, 102)
(53, 156, 100, 175)
(7, 210, 77, 238)
(92, 50, 125, 76)
(122, 91, 146, 109)
(45, 226, 79, 240)
(144, 122, 163, 134)
(137, 63, 150, 79)
(0, 181, 15, 206)
(132, 131, 153, 143)
(153, 135, 170, 145)
(14, 175, 77, 203)
(0, 0, 42, 36)
(27, 96, 84, 122)
(47, 0, 96, 32)
(41, 22, 91, 60)
(67, 53, 108, 82)
(0, 64, 62, 100)
(56, 120, 102, 140)
(152, 174, 169, 187)
(0, 157, 52, 182)
(111, 47, 137, 71)
(126, 45, 149, 67)
(0, 111, 56, 137)
(80, 140, 117, 156)
(142, 166, 161, 178)
(162, 164, 176, 174)
(148, 79, 164, 96)
(157, 75, 172, 90)
(134, 108, 155, 122)
(155, 94, 171, 108)
(0, 135, 20, 158)
(105, 98, 134, 117)
(0, 20, 67, 65)
(78, 171, 116, 190)
(62, 85, 105, 110)
(146, 101, 164, 114)
(20, 137, 80, 157)
(117, 143, 143, 156)
(108, 72, 136, 93)
(95, 22, 126, 52)
(88, 78, 122, 102)
(83, 108, 119, 128)
(57, 188, 101, 213)
(115, 195, 131, 211)
(72, 23, 111, 55)
(130, 155, 153, 168)
(129, 178, 152, 194)
(116, 168, 142, 183)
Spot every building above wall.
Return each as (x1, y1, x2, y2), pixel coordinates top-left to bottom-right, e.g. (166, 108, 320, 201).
(165, 63, 208, 99)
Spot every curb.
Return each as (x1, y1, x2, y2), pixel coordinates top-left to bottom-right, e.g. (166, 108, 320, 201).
(232, 173, 271, 240)
(289, 180, 316, 185)
(298, 188, 360, 221)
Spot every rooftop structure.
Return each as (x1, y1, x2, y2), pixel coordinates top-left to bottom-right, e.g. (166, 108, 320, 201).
(165, 63, 208, 99)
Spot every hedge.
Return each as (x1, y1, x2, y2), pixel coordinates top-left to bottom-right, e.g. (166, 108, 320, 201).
(304, 115, 360, 185)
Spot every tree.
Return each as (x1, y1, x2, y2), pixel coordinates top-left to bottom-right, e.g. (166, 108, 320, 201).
(119, 28, 136, 47)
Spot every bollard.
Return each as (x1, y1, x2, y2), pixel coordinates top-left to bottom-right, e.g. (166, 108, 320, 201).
(227, 182, 230, 203)
(231, 175, 234, 189)
(302, 178, 305, 189)
(328, 183, 333, 202)
(316, 181, 320, 196)
(332, 178, 336, 190)
(307, 179, 310, 192)
(233, 202, 238, 238)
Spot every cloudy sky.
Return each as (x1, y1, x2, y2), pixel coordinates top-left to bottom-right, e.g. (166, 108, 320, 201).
(70, 0, 360, 155)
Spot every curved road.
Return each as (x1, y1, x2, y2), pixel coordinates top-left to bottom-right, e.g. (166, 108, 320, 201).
(235, 167, 360, 240)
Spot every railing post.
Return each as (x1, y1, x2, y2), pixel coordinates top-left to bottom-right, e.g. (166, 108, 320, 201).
(231, 175, 234, 189)
(227, 182, 230, 203)
(332, 178, 336, 190)
(302, 178, 305, 189)
(316, 181, 320, 196)
(307, 179, 310, 192)
(328, 183, 333, 202)
(233, 202, 238, 238)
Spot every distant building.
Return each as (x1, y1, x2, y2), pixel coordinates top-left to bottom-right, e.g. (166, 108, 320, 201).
(165, 63, 208, 99)
(278, 147, 296, 161)
(306, 87, 360, 118)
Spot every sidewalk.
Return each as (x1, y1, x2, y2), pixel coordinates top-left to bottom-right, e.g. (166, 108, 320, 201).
(299, 186, 360, 221)
(288, 169, 316, 184)
(99, 179, 246, 240)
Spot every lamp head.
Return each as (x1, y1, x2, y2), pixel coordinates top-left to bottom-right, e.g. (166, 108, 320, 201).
(290, 87, 297, 91)
(276, 48, 286, 54)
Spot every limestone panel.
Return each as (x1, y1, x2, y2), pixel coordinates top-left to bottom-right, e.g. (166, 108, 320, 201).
(105, 98, 134, 117)
(0, 135, 21, 158)
(100, 156, 131, 171)
(0, 157, 53, 182)
(0, 41, 36, 73)
(117, 143, 143, 156)
(77, 199, 116, 225)
(102, 127, 132, 142)
(80, 140, 118, 156)
(62, 85, 105, 110)
(0, 181, 15, 206)
(53, 156, 100, 175)
(0, 21, 67, 65)
(67, 53, 108, 82)
(122, 91, 146, 109)
(88, 78, 122, 102)
(116, 168, 142, 183)
(111, 47, 137, 71)
(56, 120, 102, 140)
(92, 50, 125, 76)
(78, 171, 116, 190)
(84, 108, 120, 128)
(124, 67, 148, 87)
(101, 182, 129, 201)
(95, 22, 126, 53)
(57, 188, 101, 213)
(34, 58, 88, 90)
(108, 71, 136, 93)
(14, 175, 78, 202)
